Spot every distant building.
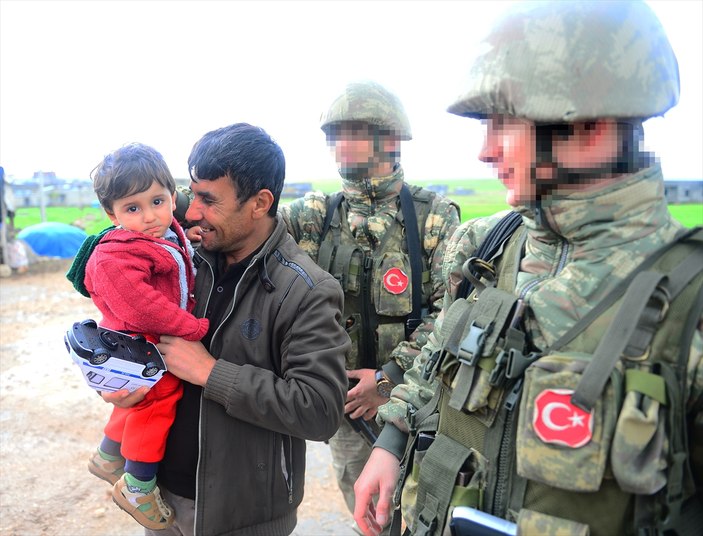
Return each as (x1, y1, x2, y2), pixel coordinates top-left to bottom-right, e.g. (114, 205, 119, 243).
(424, 184, 449, 195)
(281, 182, 313, 198)
(664, 180, 703, 204)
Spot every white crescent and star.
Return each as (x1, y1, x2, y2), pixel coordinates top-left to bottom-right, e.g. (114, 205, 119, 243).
(541, 401, 586, 431)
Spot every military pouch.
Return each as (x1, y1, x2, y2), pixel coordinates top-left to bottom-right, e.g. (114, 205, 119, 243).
(516, 353, 622, 492)
(610, 367, 667, 494)
(373, 251, 413, 316)
(435, 288, 518, 427)
(412, 433, 487, 536)
(516, 509, 590, 536)
(318, 241, 363, 295)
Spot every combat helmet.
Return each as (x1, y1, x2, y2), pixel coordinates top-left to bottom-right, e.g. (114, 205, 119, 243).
(447, 0, 680, 122)
(320, 81, 412, 140)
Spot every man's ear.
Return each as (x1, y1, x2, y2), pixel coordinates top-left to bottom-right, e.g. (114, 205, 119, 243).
(250, 189, 275, 219)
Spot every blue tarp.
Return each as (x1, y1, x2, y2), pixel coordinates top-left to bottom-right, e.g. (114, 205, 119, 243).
(17, 222, 88, 259)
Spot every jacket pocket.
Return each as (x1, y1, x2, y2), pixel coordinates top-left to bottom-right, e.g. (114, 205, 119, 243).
(516, 353, 622, 492)
(373, 251, 412, 316)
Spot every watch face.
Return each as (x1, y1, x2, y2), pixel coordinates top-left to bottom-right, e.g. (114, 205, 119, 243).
(376, 379, 393, 398)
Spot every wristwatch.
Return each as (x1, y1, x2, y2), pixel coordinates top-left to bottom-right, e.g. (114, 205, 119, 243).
(375, 369, 394, 398)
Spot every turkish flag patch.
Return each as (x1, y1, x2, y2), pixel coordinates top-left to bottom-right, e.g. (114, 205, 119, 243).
(383, 268, 409, 294)
(533, 388, 594, 448)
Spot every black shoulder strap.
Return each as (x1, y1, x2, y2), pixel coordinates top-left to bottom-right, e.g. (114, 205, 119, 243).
(399, 184, 424, 336)
(320, 192, 344, 243)
(457, 211, 523, 299)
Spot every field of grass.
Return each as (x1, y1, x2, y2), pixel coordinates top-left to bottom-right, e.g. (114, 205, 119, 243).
(10, 178, 701, 235)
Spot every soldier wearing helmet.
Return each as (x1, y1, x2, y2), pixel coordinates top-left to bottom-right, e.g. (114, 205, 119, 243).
(354, 3, 702, 536)
(280, 80, 460, 530)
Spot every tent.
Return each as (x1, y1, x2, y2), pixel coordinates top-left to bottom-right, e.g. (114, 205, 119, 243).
(17, 222, 88, 259)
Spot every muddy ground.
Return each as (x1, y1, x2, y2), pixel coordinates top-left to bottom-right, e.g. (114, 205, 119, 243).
(0, 262, 356, 536)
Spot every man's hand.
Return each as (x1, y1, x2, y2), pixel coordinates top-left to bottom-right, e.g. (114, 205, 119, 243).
(100, 387, 149, 408)
(354, 447, 400, 536)
(157, 335, 216, 386)
(346, 369, 387, 420)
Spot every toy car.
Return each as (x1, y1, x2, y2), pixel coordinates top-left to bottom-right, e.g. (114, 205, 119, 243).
(64, 319, 166, 392)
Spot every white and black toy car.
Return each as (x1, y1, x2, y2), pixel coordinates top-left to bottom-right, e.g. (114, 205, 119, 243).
(65, 319, 166, 392)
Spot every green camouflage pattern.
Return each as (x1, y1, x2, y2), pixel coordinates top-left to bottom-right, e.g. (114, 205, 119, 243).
(377, 165, 703, 535)
(280, 165, 459, 372)
(380, 165, 697, 426)
(320, 80, 412, 140)
(447, 1, 679, 122)
(516, 509, 589, 536)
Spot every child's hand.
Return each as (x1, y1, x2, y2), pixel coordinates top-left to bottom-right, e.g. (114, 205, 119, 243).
(186, 226, 203, 243)
(100, 386, 149, 408)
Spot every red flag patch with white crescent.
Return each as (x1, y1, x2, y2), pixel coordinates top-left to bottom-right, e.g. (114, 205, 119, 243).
(533, 388, 594, 448)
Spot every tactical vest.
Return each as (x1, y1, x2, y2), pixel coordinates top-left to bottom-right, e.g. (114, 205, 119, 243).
(399, 225, 703, 536)
(316, 185, 435, 371)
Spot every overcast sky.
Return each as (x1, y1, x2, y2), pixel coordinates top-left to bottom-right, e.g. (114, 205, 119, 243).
(1, 0, 701, 184)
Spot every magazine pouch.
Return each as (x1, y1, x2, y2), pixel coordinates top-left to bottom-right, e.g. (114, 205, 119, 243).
(516, 353, 622, 492)
(374, 251, 413, 316)
(411, 433, 488, 536)
(610, 367, 668, 494)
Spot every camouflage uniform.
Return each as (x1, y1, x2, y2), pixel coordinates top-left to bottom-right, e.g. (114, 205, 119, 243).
(280, 81, 460, 523)
(372, 2, 703, 535)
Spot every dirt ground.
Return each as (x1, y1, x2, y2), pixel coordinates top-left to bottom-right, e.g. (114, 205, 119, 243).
(0, 262, 356, 536)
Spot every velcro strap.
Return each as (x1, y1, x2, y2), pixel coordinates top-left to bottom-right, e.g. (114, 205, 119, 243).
(625, 369, 667, 405)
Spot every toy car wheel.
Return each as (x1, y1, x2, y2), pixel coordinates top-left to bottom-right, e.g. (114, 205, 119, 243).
(81, 319, 98, 329)
(90, 350, 110, 365)
(143, 363, 160, 377)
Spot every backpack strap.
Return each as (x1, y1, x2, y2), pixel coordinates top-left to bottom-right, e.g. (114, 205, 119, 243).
(457, 211, 523, 299)
(320, 192, 344, 243)
(548, 226, 703, 353)
(399, 183, 424, 338)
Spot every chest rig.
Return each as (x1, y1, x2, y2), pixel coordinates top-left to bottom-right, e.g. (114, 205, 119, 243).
(401, 222, 703, 536)
(316, 185, 434, 370)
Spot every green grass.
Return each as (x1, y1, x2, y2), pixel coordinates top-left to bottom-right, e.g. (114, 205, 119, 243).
(11, 178, 701, 235)
(13, 206, 112, 236)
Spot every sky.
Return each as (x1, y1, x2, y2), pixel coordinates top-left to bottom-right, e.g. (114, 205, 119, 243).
(1, 0, 701, 184)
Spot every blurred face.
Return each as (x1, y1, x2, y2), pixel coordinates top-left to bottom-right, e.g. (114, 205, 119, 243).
(106, 181, 175, 238)
(185, 176, 254, 263)
(479, 115, 538, 207)
(326, 121, 376, 171)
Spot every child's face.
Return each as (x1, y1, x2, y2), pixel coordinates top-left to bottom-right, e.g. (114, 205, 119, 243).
(106, 181, 176, 238)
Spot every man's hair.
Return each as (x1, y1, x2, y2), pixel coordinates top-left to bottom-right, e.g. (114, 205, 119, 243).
(188, 123, 285, 216)
(91, 143, 176, 212)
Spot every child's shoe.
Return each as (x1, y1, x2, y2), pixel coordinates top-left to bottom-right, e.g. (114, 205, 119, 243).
(112, 474, 174, 530)
(88, 449, 125, 485)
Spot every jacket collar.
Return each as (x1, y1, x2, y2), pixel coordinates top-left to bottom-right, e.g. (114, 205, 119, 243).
(517, 164, 675, 249)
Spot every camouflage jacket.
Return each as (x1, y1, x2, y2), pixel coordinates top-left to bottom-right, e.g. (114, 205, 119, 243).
(280, 165, 460, 374)
(376, 164, 703, 534)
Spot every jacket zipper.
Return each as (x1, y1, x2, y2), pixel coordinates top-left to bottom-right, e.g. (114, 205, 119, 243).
(491, 378, 523, 517)
(193, 255, 215, 536)
(280, 435, 294, 504)
(491, 239, 569, 516)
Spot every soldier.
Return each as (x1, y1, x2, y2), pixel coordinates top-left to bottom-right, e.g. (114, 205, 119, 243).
(354, 2, 702, 536)
(280, 80, 460, 531)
